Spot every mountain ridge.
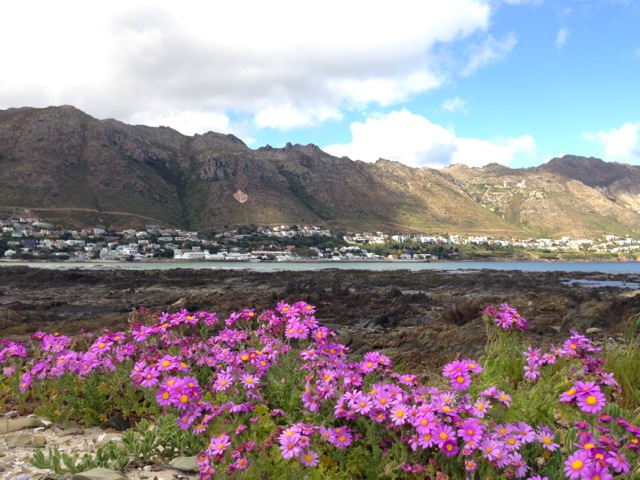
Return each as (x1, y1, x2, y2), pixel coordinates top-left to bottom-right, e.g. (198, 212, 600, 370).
(1, 105, 640, 238)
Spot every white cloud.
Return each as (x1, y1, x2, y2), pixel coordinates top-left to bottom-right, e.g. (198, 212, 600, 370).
(254, 104, 342, 130)
(452, 135, 537, 167)
(323, 109, 537, 168)
(502, 0, 543, 4)
(586, 122, 640, 163)
(128, 110, 232, 136)
(442, 97, 468, 113)
(555, 28, 570, 49)
(0, 0, 494, 134)
(462, 33, 517, 76)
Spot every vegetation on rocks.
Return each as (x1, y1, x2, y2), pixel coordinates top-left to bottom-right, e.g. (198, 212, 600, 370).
(1, 302, 639, 479)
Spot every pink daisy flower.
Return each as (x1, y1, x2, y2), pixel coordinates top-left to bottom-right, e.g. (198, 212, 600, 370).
(390, 403, 410, 426)
(564, 450, 591, 479)
(299, 449, 319, 467)
(537, 425, 559, 452)
(577, 389, 606, 414)
(279, 437, 301, 459)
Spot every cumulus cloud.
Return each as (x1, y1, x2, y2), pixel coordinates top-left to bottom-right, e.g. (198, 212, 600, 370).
(254, 104, 343, 130)
(502, 0, 543, 4)
(323, 109, 537, 168)
(585, 122, 640, 163)
(128, 110, 232, 136)
(555, 28, 570, 49)
(462, 33, 517, 77)
(442, 97, 468, 113)
(452, 135, 537, 167)
(0, 0, 494, 134)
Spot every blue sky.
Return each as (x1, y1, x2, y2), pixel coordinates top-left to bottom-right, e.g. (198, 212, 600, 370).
(1, 0, 639, 168)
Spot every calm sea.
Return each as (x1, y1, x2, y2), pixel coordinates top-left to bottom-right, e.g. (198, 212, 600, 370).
(2, 260, 640, 274)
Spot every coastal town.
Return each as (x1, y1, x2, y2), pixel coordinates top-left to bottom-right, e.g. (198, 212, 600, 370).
(1, 215, 640, 262)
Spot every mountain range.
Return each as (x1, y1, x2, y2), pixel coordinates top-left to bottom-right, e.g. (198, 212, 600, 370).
(1, 105, 640, 238)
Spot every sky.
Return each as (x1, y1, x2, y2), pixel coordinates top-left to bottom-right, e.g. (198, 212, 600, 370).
(1, 0, 639, 169)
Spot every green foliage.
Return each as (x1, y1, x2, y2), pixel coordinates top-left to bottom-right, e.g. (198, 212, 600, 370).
(32, 363, 159, 426)
(122, 418, 163, 464)
(604, 313, 640, 412)
(155, 414, 209, 458)
(5, 302, 640, 479)
(30, 441, 130, 475)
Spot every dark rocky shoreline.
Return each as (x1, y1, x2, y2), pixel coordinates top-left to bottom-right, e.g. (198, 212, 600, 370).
(1, 266, 639, 372)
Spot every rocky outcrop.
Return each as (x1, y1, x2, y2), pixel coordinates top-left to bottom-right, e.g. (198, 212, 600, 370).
(1, 266, 639, 372)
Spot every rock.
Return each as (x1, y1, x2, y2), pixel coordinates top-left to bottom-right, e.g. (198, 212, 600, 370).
(58, 420, 83, 430)
(55, 427, 85, 437)
(169, 456, 199, 472)
(71, 467, 129, 480)
(0, 416, 50, 435)
(4, 433, 47, 449)
(586, 327, 602, 334)
(2, 267, 640, 374)
(31, 435, 47, 448)
(99, 412, 130, 432)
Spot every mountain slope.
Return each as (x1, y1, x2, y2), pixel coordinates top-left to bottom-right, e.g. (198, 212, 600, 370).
(1, 106, 640, 237)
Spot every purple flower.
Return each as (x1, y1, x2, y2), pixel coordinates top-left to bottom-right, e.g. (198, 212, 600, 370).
(208, 433, 231, 457)
(510, 421, 536, 444)
(577, 388, 606, 414)
(537, 425, 559, 452)
(299, 450, 319, 467)
(213, 373, 234, 392)
(441, 439, 458, 457)
(472, 396, 490, 418)
(458, 418, 483, 444)
(523, 363, 541, 381)
(279, 436, 300, 459)
(390, 404, 410, 426)
(584, 463, 613, 480)
(509, 452, 529, 478)
(564, 450, 591, 479)
(606, 451, 631, 474)
(330, 427, 353, 449)
(433, 424, 455, 447)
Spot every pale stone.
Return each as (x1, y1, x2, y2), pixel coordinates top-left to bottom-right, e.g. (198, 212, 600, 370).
(0, 416, 50, 435)
(71, 467, 129, 480)
(56, 427, 85, 437)
(169, 456, 199, 472)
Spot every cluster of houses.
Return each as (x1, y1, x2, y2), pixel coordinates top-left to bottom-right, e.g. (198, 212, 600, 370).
(0, 218, 337, 261)
(1, 216, 639, 261)
(344, 231, 640, 255)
